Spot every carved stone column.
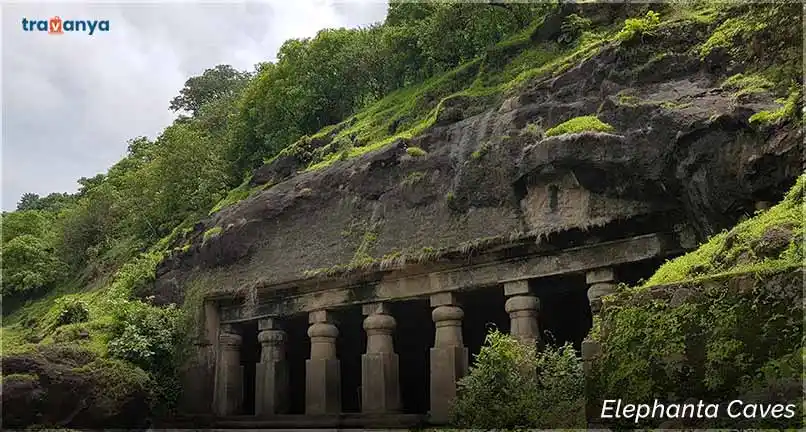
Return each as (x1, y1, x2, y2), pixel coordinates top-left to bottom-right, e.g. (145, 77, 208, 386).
(255, 318, 288, 417)
(361, 302, 401, 413)
(583, 267, 616, 427)
(586, 267, 617, 316)
(503, 280, 541, 348)
(429, 292, 468, 424)
(306, 310, 341, 415)
(214, 324, 243, 416)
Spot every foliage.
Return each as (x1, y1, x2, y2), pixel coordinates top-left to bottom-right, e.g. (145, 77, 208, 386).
(107, 300, 183, 413)
(545, 115, 615, 137)
(453, 330, 584, 428)
(646, 174, 804, 286)
(616, 10, 661, 42)
(169, 64, 251, 116)
(55, 299, 90, 326)
(1, 234, 67, 296)
(558, 13, 592, 45)
(405, 146, 427, 157)
(590, 269, 802, 429)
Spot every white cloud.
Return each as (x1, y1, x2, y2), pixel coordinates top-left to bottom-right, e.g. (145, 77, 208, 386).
(1, 0, 388, 210)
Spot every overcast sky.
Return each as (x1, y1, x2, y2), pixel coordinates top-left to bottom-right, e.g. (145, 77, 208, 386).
(1, 1, 388, 211)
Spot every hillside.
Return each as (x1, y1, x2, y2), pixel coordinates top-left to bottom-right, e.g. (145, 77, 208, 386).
(1, 1, 803, 429)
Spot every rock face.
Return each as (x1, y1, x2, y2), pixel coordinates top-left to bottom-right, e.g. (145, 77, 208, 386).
(152, 31, 802, 306)
(1, 345, 153, 430)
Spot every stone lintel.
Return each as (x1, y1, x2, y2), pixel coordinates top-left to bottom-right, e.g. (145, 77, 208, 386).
(362, 302, 391, 316)
(220, 233, 677, 323)
(586, 267, 615, 284)
(430, 292, 458, 307)
(503, 280, 530, 296)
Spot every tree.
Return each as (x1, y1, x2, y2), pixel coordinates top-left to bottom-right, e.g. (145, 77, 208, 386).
(169, 64, 252, 116)
(1, 234, 67, 296)
(16, 193, 41, 211)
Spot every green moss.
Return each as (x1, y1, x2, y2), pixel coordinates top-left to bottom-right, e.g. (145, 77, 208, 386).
(519, 122, 545, 140)
(202, 226, 223, 244)
(1, 373, 39, 384)
(208, 176, 268, 215)
(401, 171, 426, 186)
(645, 173, 804, 287)
(659, 101, 692, 110)
(749, 87, 802, 127)
(471, 142, 492, 160)
(721, 73, 774, 98)
(545, 115, 615, 137)
(406, 146, 427, 157)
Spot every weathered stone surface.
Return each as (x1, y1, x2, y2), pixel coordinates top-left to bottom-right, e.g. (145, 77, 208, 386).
(1, 345, 152, 430)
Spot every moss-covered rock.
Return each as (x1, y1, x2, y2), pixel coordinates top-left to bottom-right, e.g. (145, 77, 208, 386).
(1, 344, 154, 430)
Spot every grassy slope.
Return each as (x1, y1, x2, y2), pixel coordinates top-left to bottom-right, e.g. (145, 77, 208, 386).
(646, 173, 804, 286)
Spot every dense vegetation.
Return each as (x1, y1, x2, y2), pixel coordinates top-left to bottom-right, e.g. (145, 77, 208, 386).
(1, 0, 802, 427)
(587, 176, 804, 429)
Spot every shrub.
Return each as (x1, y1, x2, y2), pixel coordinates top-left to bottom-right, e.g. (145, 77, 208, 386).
(55, 299, 90, 326)
(452, 330, 585, 428)
(519, 121, 545, 139)
(617, 10, 661, 42)
(545, 115, 615, 137)
(107, 301, 182, 413)
(405, 146, 427, 157)
(558, 13, 592, 45)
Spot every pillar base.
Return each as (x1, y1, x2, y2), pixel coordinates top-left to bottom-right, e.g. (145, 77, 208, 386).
(306, 358, 341, 414)
(214, 364, 243, 416)
(429, 345, 468, 424)
(256, 360, 289, 416)
(361, 352, 401, 414)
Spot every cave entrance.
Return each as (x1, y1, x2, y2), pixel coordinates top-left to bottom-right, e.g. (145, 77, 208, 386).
(390, 299, 432, 414)
(533, 274, 591, 352)
(334, 306, 365, 413)
(458, 286, 510, 363)
(240, 320, 259, 415)
(286, 313, 310, 415)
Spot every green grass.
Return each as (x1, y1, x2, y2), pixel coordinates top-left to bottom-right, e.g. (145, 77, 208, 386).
(545, 115, 615, 137)
(721, 73, 775, 98)
(406, 146, 427, 157)
(202, 226, 223, 243)
(645, 173, 804, 286)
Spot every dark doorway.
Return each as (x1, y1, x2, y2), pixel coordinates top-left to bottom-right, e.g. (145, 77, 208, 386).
(618, 258, 673, 286)
(458, 286, 511, 363)
(532, 274, 591, 352)
(391, 299, 432, 414)
(286, 313, 310, 414)
(240, 321, 259, 415)
(334, 306, 365, 413)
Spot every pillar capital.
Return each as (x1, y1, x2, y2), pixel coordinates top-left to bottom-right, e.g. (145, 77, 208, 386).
(503, 280, 530, 296)
(309, 309, 336, 324)
(258, 328, 287, 345)
(586, 267, 615, 284)
(430, 292, 459, 307)
(504, 294, 540, 313)
(219, 325, 242, 349)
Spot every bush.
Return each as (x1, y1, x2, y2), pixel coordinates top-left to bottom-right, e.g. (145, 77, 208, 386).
(107, 301, 182, 414)
(55, 299, 90, 326)
(545, 115, 615, 137)
(616, 10, 661, 42)
(452, 330, 585, 428)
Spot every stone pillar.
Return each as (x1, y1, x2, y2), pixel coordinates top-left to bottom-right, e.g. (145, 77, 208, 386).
(583, 267, 617, 427)
(361, 302, 401, 413)
(306, 310, 341, 415)
(429, 292, 468, 425)
(214, 324, 243, 416)
(503, 280, 541, 348)
(255, 318, 288, 417)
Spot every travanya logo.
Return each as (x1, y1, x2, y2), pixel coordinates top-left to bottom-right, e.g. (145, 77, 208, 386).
(21, 17, 110, 35)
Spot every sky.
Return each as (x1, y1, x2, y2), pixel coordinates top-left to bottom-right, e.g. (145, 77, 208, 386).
(1, 0, 388, 211)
